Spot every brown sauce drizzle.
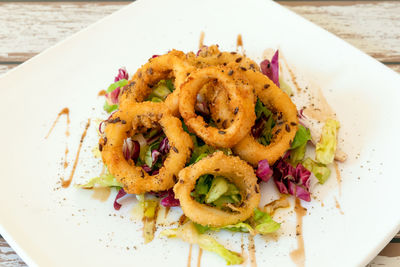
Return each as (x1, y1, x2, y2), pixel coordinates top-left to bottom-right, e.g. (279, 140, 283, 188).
(290, 198, 306, 267)
(91, 187, 111, 202)
(63, 146, 69, 169)
(236, 34, 243, 51)
(187, 244, 193, 267)
(198, 31, 205, 49)
(248, 234, 257, 267)
(281, 56, 301, 93)
(98, 90, 107, 96)
(335, 197, 344, 215)
(61, 118, 91, 188)
(333, 161, 342, 196)
(45, 107, 70, 139)
(164, 206, 170, 219)
(197, 248, 203, 267)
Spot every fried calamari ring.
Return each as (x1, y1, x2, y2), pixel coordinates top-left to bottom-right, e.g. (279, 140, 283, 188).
(186, 45, 260, 72)
(179, 66, 255, 148)
(120, 50, 194, 115)
(101, 102, 193, 194)
(232, 70, 299, 166)
(174, 151, 260, 227)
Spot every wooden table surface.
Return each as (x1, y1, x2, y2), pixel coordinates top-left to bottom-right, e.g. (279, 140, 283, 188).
(0, 1, 399, 266)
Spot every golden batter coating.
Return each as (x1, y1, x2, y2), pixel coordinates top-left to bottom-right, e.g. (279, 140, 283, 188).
(174, 151, 260, 227)
(101, 102, 193, 194)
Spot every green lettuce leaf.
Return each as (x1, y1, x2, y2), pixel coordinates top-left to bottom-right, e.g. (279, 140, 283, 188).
(315, 119, 340, 164)
(289, 142, 307, 165)
(78, 170, 123, 188)
(103, 79, 128, 113)
(193, 209, 280, 236)
(106, 79, 128, 93)
(161, 223, 243, 265)
(252, 208, 281, 234)
(205, 176, 229, 203)
(291, 125, 311, 150)
(303, 157, 331, 184)
(279, 77, 294, 96)
(255, 98, 272, 119)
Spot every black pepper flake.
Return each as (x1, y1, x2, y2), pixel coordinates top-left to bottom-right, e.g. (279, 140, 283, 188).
(172, 147, 179, 153)
(99, 143, 103, 151)
(275, 129, 281, 135)
(103, 137, 108, 145)
(290, 122, 297, 126)
(264, 84, 270, 89)
(121, 120, 126, 124)
(218, 130, 226, 135)
(217, 118, 221, 123)
(235, 57, 242, 63)
(230, 52, 237, 55)
(285, 124, 290, 132)
(255, 185, 259, 193)
(250, 64, 255, 69)
(147, 68, 153, 75)
(214, 168, 220, 172)
(228, 70, 234, 76)
(234, 107, 239, 114)
(223, 62, 227, 66)
(240, 67, 247, 71)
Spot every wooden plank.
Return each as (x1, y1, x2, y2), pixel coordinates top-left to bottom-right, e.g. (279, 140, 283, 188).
(0, 2, 125, 62)
(0, 237, 27, 267)
(280, 1, 400, 62)
(0, 2, 399, 63)
(0, 64, 18, 76)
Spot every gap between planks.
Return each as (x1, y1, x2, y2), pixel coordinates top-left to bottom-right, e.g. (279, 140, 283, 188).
(0, 1, 399, 62)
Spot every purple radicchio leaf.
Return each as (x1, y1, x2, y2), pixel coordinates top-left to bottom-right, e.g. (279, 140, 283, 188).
(151, 150, 161, 165)
(105, 86, 121, 105)
(114, 67, 129, 82)
(122, 139, 140, 161)
(159, 137, 170, 154)
(113, 188, 127, 210)
(256, 159, 273, 183)
(161, 189, 180, 207)
(141, 164, 152, 174)
(260, 50, 280, 87)
(273, 156, 311, 202)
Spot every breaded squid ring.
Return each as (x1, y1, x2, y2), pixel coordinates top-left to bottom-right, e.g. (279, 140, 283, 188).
(179, 66, 255, 148)
(232, 70, 299, 166)
(186, 45, 260, 72)
(101, 102, 193, 194)
(120, 50, 194, 115)
(174, 151, 260, 227)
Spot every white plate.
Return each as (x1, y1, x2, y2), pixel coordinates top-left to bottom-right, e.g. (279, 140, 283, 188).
(1, 0, 399, 266)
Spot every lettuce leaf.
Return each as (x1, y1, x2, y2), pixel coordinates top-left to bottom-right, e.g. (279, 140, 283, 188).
(291, 125, 311, 150)
(302, 157, 331, 184)
(193, 208, 280, 235)
(78, 170, 123, 188)
(252, 208, 281, 234)
(315, 119, 340, 164)
(161, 223, 243, 265)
